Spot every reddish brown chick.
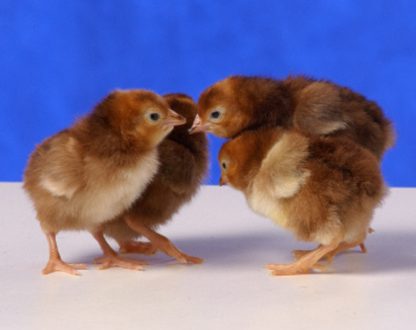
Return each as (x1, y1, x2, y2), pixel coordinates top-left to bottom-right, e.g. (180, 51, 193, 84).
(219, 128, 386, 275)
(192, 75, 394, 159)
(24, 89, 185, 275)
(103, 93, 208, 264)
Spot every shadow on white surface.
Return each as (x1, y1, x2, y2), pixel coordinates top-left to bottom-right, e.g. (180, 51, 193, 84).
(169, 230, 416, 274)
(72, 229, 416, 275)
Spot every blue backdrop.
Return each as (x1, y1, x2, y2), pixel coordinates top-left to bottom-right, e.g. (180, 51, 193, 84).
(1, 0, 415, 186)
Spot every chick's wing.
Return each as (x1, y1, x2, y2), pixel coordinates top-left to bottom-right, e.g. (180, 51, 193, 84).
(36, 133, 84, 199)
(293, 82, 348, 135)
(254, 132, 310, 199)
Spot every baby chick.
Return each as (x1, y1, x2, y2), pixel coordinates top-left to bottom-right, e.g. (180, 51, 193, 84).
(24, 90, 185, 275)
(191, 75, 394, 159)
(219, 128, 386, 275)
(103, 93, 208, 264)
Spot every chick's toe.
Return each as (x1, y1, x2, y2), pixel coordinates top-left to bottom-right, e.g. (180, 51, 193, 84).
(42, 259, 87, 276)
(93, 255, 146, 271)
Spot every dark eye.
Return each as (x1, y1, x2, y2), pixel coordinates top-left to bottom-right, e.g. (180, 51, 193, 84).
(150, 113, 160, 121)
(222, 162, 227, 169)
(211, 111, 220, 119)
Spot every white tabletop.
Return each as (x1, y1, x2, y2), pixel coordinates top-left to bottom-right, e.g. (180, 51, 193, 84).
(1, 183, 416, 330)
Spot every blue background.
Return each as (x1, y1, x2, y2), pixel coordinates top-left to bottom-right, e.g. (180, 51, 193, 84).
(1, 0, 415, 186)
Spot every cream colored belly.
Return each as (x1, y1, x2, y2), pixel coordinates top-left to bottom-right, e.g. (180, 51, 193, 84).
(247, 188, 290, 228)
(69, 151, 159, 228)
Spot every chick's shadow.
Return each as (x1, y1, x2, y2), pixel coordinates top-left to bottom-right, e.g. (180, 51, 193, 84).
(170, 229, 416, 274)
(77, 229, 416, 274)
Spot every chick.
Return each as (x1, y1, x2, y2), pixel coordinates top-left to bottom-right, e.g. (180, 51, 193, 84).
(219, 128, 386, 275)
(23, 90, 185, 275)
(191, 75, 394, 159)
(103, 93, 208, 264)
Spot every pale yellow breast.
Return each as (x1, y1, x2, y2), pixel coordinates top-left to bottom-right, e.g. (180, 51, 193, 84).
(247, 184, 290, 228)
(70, 150, 159, 227)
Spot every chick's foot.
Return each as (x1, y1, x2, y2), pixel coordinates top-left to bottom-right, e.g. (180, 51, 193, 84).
(267, 263, 312, 275)
(91, 230, 146, 271)
(175, 252, 204, 265)
(268, 240, 340, 276)
(157, 237, 203, 264)
(125, 218, 203, 265)
(94, 254, 147, 271)
(43, 258, 87, 276)
(42, 231, 87, 275)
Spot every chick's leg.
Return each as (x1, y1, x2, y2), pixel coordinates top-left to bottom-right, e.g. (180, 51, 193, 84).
(293, 241, 367, 262)
(118, 240, 157, 255)
(125, 217, 203, 264)
(267, 239, 341, 276)
(292, 245, 321, 260)
(42, 231, 87, 276)
(324, 240, 368, 264)
(324, 228, 373, 262)
(91, 230, 147, 270)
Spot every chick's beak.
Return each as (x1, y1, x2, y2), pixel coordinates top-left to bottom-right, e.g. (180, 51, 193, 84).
(164, 109, 186, 127)
(189, 114, 208, 134)
(219, 175, 227, 186)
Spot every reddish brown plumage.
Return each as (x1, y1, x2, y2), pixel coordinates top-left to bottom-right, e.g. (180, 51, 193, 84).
(103, 93, 208, 263)
(23, 89, 185, 274)
(219, 128, 386, 274)
(196, 75, 394, 159)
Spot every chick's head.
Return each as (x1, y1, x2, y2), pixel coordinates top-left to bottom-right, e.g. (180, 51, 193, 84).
(190, 77, 251, 138)
(219, 128, 283, 191)
(94, 90, 186, 149)
(218, 134, 258, 190)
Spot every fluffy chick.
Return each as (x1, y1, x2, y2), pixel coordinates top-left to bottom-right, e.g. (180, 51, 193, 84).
(219, 128, 386, 275)
(103, 93, 208, 264)
(191, 75, 394, 159)
(24, 89, 185, 275)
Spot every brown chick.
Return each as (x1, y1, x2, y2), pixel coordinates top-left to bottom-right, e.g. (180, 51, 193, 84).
(103, 93, 208, 264)
(191, 75, 394, 159)
(219, 128, 386, 275)
(23, 89, 186, 275)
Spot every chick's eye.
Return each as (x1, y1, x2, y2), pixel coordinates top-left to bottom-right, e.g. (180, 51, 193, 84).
(222, 162, 227, 169)
(211, 111, 220, 119)
(149, 113, 160, 121)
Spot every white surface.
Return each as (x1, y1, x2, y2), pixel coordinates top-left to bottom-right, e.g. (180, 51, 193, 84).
(1, 183, 416, 330)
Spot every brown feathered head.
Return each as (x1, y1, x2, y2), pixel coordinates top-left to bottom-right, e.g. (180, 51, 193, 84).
(190, 76, 292, 138)
(89, 89, 186, 150)
(218, 128, 282, 190)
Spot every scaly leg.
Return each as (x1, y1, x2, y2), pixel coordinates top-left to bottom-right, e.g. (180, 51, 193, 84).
(325, 241, 367, 263)
(125, 216, 203, 264)
(293, 241, 367, 262)
(42, 231, 87, 276)
(91, 230, 147, 270)
(292, 245, 321, 261)
(267, 238, 340, 275)
(118, 240, 157, 255)
(324, 227, 373, 262)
